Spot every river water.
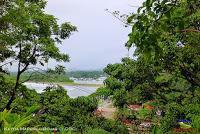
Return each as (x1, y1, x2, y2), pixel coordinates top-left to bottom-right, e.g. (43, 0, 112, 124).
(24, 78, 104, 98)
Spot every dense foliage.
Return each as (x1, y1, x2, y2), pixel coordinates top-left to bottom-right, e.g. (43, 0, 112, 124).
(7, 72, 73, 83)
(103, 0, 200, 133)
(0, 78, 128, 133)
(1, 0, 199, 133)
(0, 1, 128, 134)
(68, 71, 106, 79)
(0, 0, 77, 109)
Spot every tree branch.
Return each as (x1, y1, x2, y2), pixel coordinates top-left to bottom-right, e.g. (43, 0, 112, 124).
(179, 29, 200, 33)
(19, 71, 36, 84)
(0, 60, 15, 67)
(20, 44, 37, 74)
(105, 10, 133, 27)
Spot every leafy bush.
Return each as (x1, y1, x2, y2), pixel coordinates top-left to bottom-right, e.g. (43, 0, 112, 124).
(112, 89, 128, 108)
(0, 106, 38, 134)
(136, 108, 151, 120)
(86, 128, 111, 134)
(143, 101, 158, 107)
(92, 87, 112, 98)
(115, 108, 136, 121)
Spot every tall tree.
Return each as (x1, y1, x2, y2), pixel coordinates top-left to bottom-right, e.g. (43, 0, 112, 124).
(0, 0, 77, 109)
(0, 0, 14, 73)
(104, 0, 200, 132)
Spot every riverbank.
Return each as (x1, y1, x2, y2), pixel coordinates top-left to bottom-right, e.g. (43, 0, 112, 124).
(27, 81, 104, 87)
(24, 82, 103, 98)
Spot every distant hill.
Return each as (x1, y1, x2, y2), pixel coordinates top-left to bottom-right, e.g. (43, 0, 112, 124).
(7, 71, 106, 83)
(67, 71, 107, 79)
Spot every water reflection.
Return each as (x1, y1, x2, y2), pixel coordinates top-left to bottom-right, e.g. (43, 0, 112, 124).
(24, 82, 100, 98)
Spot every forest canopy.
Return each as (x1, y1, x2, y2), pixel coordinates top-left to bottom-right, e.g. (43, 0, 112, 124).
(103, 0, 200, 133)
(0, 0, 200, 134)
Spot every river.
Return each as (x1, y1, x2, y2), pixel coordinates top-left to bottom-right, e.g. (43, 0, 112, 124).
(24, 78, 105, 98)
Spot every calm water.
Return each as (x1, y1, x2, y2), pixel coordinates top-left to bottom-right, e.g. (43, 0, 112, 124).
(71, 77, 106, 85)
(24, 80, 102, 98)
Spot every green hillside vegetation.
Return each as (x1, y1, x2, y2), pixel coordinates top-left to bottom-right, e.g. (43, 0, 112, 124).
(6, 70, 106, 84)
(101, 0, 200, 133)
(7, 72, 74, 83)
(0, 0, 199, 134)
(67, 71, 106, 79)
(0, 80, 128, 133)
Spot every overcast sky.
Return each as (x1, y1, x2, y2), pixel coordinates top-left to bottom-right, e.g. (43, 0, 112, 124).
(45, 0, 144, 71)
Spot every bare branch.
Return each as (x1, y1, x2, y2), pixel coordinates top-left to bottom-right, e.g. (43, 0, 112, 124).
(20, 44, 37, 74)
(27, 66, 47, 72)
(128, 5, 140, 8)
(21, 67, 58, 85)
(0, 60, 15, 67)
(20, 71, 36, 84)
(105, 10, 133, 27)
(180, 29, 200, 33)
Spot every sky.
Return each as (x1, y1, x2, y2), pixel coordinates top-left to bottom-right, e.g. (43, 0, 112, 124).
(45, 0, 144, 71)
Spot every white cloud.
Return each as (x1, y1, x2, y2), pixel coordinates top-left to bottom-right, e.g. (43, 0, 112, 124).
(45, 0, 144, 70)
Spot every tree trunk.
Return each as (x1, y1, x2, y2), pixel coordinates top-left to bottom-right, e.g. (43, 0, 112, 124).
(5, 71, 20, 109)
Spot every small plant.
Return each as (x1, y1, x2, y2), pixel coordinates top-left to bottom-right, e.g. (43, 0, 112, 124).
(136, 108, 151, 120)
(151, 125, 163, 134)
(86, 128, 111, 134)
(0, 106, 38, 134)
(144, 101, 158, 107)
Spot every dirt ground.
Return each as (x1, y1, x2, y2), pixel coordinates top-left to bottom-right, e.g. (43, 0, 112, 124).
(97, 100, 116, 119)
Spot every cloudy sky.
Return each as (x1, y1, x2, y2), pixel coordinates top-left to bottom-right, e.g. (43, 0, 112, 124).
(45, 0, 144, 70)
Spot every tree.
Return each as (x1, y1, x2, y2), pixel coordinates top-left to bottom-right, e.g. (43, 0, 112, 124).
(104, 0, 200, 132)
(0, 0, 14, 74)
(126, 0, 200, 86)
(0, 0, 77, 109)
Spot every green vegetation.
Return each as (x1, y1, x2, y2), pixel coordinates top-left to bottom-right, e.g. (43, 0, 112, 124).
(0, 0, 77, 109)
(5, 70, 106, 84)
(86, 128, 111, 134)
(67, 71, 106, 79)
(0, 0, 199, 133)
(7, 72, 74, 83)
(0, 0, 127, 134)
(0, 77, 128, 133)
(102, 0, 200, 133)
(0, 106, 39, 134)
